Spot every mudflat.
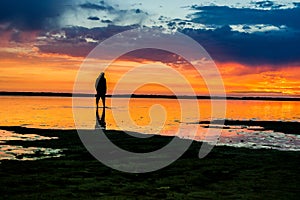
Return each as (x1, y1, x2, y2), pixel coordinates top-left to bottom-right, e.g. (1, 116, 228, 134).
(0, 126, 299, 199)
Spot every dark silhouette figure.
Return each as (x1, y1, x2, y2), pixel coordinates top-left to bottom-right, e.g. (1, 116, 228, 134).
(95, 107, 106, 129)
(95, 72, 107, 108)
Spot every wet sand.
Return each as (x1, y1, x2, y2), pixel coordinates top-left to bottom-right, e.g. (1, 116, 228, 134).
(199, 120, 300, 135)
(0, 126, 299, 199)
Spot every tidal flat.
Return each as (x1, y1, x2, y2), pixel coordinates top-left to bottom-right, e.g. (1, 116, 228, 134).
(0, 126, 299, 200)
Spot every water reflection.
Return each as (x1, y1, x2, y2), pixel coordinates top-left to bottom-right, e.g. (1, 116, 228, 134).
(195, 124, 300, 151)
(0, 130, 63, 161)
(1, 96, 300, 130)
(95, 107, 106, 130)
(0, 130, 57, 141)
(0, 96, 300, 152)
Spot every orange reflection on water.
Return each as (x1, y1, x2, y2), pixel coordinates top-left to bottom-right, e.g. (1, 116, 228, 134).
(0, 96, 300, 131)
(1, 96, 300, 152)
(0, 96, 75, 129)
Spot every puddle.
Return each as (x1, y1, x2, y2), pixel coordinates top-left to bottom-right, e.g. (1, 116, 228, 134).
(0, 130, 58, 142)
(0, 130, 63, 161)
(197, 124, 300, 151)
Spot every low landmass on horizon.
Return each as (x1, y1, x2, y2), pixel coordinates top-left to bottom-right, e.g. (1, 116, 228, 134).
(1, 91, 300, 101)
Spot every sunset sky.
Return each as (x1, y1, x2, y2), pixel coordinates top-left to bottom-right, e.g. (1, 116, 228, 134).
(0, 0, 300, 96)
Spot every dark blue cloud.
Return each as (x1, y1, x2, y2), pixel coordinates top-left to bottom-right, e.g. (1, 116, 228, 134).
(181, 4, 300, 66)
(37, 25, 137, 57)
(36, 23, 300, 66)
(80, 1, 148, 19)
(135, 9, 142, 14)
(255, 0, 275, 8)
(80, 1, 114, 12)
(3, 0, 297, 67)
(88, 16, 100, 21)
(294, 2, 300, 7)
(181, 26, 300, 66)
(252, 0, 283, 9)
(86, 16, 112, 23)
(188, 5, 300, 30)
(0, 0, 71, 30)
(101, 19, 112, 24)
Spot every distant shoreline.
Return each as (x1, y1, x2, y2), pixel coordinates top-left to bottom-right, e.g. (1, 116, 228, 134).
(0, 91, 300, 101)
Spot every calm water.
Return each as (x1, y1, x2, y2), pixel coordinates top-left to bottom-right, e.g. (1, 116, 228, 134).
(0, 96, 300, 160)
(1, 96, 299, 129)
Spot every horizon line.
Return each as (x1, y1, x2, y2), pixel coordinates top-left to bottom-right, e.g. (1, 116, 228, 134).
(0, 91, 300, 101)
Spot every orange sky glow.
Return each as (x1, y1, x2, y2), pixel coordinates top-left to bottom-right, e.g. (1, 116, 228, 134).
(0, 45, 300, 97)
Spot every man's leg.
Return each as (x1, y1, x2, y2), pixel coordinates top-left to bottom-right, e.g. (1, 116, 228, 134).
(96, 95, 100, 108)
(101, 95, 106, 108)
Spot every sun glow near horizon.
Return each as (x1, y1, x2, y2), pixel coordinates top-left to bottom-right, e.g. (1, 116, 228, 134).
(0, 48, 300, 97)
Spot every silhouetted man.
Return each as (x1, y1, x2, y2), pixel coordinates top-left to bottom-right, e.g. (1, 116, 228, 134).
(95, 72, 107, 109)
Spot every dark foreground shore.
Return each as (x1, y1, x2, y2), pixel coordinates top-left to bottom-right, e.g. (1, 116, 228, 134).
(0, 126, 299, 199)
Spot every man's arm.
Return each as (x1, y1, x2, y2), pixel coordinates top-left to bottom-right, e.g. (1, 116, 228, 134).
(95, 77, 99, 90)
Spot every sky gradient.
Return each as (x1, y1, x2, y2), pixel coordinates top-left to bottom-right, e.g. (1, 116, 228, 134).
(0, 0, 300, 96)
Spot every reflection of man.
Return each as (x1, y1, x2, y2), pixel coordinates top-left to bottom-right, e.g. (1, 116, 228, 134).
(95, 72, 107, 108)
(95, 108, 106, 129)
